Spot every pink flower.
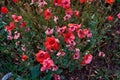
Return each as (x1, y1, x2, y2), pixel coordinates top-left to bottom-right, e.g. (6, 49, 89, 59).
(14, 31, 20, 39)
(77, 29, 86, 39)
(41, 58, 55, 71)
(81, 54, 93, 66)
(63, 14, 71, 21)
(21, 45, 26, 52)
(20, 21, 26, 28)
(117, 13, 120, 19)
(65, 8, 73, 16)
(12, 14, 22, 22)
(98, 51, 105, 57)
(15, 41, 20, 46)
(67, 40, 76, 46)
(25, 27, 30, 32)
(38, 0, 47, 7)
(68, 23, 81, 31)
(56, 26, 67, 34)
(53, 74, 61, 80)
(7, 35, 13, 40)
(56, 50, 65, 56)
(68, 26, 76, 32)
(87, 33, 92, 38)
(75, 48, 80, 53)
(52, 65, 58, 71)
(116, 30, 120, 35)
(73, 52, 80, 60)
(31, 0, 36, 3)
(54, 16, 59, 23)
(62, 0, 71, 9)
(45, 28, 54, 35)
(74, 10, 80, 17)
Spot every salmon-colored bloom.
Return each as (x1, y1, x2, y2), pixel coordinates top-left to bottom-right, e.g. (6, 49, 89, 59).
(44, 37, 59, 50)
(35, 50, 50, 64)
(1, 6, 8, 14)
(44, 9, 52, 20)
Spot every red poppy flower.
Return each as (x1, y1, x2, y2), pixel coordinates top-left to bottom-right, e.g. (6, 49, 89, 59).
(54, 0, 62, 6)
(12, 14, 22, 22)
(79, 0, 87, 3)
(81, 54, 93, 66)
(107, 16, 113, 21)
(63, 32, 75, 43)
(44, 9, 52, 20)
(1, 6, 8, 14)
(21, 54, 28, 61)
(106, 0, 114, 5)
(5, 22, 15, 31)
(35, 50, 50, 64)
(44, 37, 59, 50)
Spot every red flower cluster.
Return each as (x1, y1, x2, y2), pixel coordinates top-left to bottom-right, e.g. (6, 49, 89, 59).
(1, 6, 8, 14)
(54, 0, 70, 9)
(44, 36, 59, 50)
(44, 8, 52, 20)
(35, 50, 50, 64)
(35, 50, 57, 71)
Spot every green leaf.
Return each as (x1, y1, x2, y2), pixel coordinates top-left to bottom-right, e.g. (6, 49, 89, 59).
(30, 64, 40, 79)
(43, 71, 53, 80)
(116, 0, 120, 2)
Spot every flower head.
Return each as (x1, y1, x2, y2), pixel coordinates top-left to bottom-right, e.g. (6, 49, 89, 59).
(21, 54, 28, 61)
(5, 22, 15, 31)
(44, 9, 52, 20)
(44, 36, 59, 50)
(35, 50, 50, 64)
(81, 54, 93, 66)
(1, 6, 8, 14)
(12, 14, 22, 22)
